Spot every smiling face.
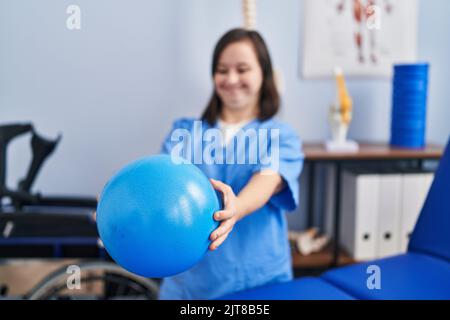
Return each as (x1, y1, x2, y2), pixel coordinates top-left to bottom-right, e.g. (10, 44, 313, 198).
(213, 40, 263, 115)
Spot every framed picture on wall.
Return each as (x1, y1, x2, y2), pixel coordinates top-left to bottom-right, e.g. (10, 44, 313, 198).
(301, 0, 418, 78)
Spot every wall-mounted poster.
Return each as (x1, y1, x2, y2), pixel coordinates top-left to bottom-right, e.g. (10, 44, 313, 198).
(302, 0, 418, 78)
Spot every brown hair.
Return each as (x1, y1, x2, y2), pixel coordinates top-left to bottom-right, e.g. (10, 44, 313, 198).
(201, 28, 280, 125)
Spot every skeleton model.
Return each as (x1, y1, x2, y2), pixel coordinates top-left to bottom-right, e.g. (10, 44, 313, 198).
(242, 0, 257, 30)
(241, 0, 284, 94)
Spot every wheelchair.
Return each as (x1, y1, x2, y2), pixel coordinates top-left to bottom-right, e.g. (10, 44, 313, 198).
(0, 123, 160, 300)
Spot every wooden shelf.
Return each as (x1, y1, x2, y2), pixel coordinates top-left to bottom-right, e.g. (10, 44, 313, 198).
(303, 142, 443, 161)
(291, 243, 356, 269)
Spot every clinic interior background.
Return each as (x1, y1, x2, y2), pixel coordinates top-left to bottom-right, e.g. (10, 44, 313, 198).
(1, 0, 449, 230)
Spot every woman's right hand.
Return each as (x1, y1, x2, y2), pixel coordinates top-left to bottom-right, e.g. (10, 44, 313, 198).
(208, 179, 241, 251)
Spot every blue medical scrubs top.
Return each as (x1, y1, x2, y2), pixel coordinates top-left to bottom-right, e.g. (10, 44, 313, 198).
(158, 117, 304, 300)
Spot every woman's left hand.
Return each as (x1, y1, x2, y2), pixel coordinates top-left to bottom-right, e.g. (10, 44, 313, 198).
(209, 178, 240, 251)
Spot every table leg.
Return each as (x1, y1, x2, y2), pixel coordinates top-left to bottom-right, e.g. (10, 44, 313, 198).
(417, 159, 423, 170)
(307, 162, 316, 228)
(332, 161, 342, 267)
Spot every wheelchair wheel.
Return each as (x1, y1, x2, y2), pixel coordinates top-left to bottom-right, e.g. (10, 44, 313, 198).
(25, 260, 160, 300)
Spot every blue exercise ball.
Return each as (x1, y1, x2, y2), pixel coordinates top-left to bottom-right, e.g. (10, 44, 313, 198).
(96, 154, 220, 277)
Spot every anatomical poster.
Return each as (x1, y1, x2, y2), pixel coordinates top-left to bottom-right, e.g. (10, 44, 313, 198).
(302, 0, 418, 78)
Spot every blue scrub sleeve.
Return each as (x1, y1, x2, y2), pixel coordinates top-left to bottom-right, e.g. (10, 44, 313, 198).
(160, 118, 194, 155)
(252, 124, 304, 212)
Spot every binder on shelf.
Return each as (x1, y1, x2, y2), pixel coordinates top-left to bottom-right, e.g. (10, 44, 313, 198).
(323, 166, 436, 262)
(340, 169, 379, 261)
(324, 164, 336, 239)
(376, 172, 402, 258)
